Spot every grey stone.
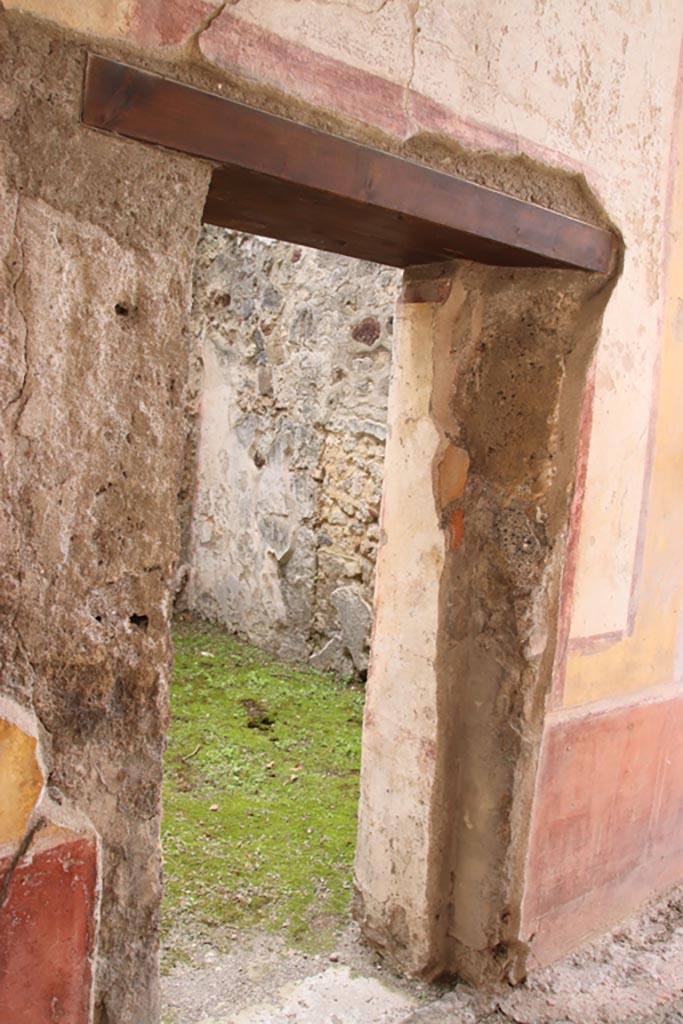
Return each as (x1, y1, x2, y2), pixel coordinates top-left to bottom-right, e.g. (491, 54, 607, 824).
(349, 417, 388, 442)
(258, 514, 294, 563)
(331, 585, 373, 672)
(309, 634, 352, 676)
(262, 283, 284, 312)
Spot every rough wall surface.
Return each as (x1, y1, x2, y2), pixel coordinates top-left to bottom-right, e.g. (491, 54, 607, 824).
(1, 0, 682, 1016)
(521, 59, 683, 968)
(180, 227, 398, 676)
(0, 13, 209, 1022)
(355, 256, 617, 984)
(194, 0, 682, 655)
(6, 0, 683, 639)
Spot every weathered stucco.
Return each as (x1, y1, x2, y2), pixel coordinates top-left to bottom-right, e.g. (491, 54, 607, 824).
(195, 0, 683, 650)
(179, 227, 398, 675)
(521, 59, 683, 968)
(0, 716, 43, 845)
(1, 0, 683, 1018)
(355, 253, 618, 984)
(0, 13, 210, 1021)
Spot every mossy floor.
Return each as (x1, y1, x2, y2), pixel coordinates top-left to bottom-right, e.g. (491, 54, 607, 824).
(162, 617, 365, 968)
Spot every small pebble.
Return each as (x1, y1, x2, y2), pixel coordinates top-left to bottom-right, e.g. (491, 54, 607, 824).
(329, 952, 339, 963)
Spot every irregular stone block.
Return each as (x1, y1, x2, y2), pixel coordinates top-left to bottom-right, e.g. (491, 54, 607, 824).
(331, 585, 373, 673)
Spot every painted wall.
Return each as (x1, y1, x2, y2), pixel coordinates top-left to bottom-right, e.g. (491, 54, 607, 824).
(0, 13, 210, 1022)
(521, 69, 683, 967)
(5, 0, 679, 652)
(355, 254, 616, 983)
(1, 0, 683, 1016)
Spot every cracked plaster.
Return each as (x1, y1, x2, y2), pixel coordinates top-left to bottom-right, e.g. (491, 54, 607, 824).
(1, 12, 210, 1020)
(0, 0, 680, 1015)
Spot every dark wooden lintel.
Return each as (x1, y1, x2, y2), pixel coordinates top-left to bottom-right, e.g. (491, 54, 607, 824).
(82, 55, 614, 273)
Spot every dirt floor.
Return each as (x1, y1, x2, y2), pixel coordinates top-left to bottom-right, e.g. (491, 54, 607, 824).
(162, 882, 683, 1024)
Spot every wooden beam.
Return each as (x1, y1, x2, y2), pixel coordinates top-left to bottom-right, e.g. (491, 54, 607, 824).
(82, 55, 614, 273)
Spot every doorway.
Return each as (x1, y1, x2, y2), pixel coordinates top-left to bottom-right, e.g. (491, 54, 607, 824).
(161, 227, 400, 979)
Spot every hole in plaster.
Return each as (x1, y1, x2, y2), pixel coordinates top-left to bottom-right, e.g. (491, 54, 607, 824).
(114, 303, 130, 317)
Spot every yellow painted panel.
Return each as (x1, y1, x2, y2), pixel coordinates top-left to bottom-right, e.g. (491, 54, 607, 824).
(564, 116, 683, 706)
(0, 719, 44, 846)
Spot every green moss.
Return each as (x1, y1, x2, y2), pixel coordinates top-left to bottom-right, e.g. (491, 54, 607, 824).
(162, 617, 364, 966)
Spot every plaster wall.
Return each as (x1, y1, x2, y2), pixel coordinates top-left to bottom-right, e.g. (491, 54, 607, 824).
(0, 15, 210, 1021)
(5, 0, 682, 646)
(521, 63, 683, 968)
(355, 258, 615, 983)
(5, 0, 680, 644)
(1, 0, 683, 1018)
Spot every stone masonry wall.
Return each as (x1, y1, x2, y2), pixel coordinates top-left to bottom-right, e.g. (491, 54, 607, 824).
(179, 228, 400, 677)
